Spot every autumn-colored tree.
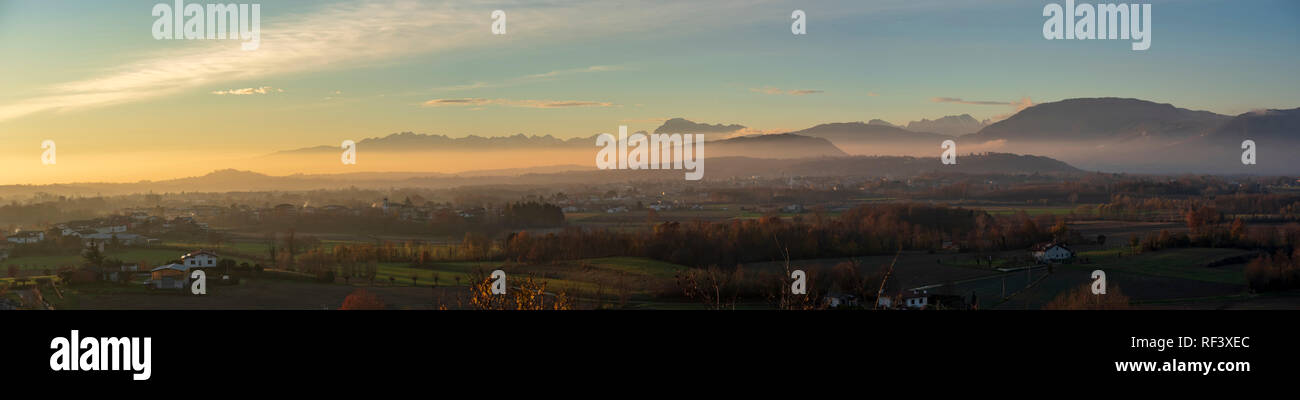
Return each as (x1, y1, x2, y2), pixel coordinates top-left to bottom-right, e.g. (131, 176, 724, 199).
(1043, 283, 1130, 310)
(339, 289, 385, 310)
(465, 268, 572, 310)
(1245, 250, 1300, 293)
(1183, 206, 1220, 236)
(1229, 218, 1247, 242)
(1050, 220, 1069, 242)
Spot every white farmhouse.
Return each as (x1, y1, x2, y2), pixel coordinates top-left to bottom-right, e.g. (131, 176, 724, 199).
(181, 250, 220, 268)
(903, 294, 930, 309)
(1032, 242, 1075, 263)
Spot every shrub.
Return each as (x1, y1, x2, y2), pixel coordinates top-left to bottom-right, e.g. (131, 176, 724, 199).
(1043, 283, 1130, 310)
(1245, 250, 1300, 292)
(339, 289, 385, 310)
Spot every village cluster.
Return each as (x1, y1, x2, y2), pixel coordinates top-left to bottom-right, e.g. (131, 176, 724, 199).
(4, 213, 203, 249)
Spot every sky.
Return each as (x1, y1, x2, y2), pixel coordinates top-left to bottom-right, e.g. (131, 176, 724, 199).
(0, 0, 1297, 184)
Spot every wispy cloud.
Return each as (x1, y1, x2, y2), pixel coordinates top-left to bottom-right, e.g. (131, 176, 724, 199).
(527, 65, 621, 78)
(422, 98, 495, 107)
(422, 98, 615, 108)
(931, 96, 1034, 120)
(212, 86, 282, 95)
(930, 97, 1012, 105)
(619, 117, 670, 123)
(0, 0, 909, 123)
(432, 65, 624, 92)
(0, 1, 477, 121)
(0, 0, 751, 123)
(531, 100, 614, 108)
(750, 87, 824, 96)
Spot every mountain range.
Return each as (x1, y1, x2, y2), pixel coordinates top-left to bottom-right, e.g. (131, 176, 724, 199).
(961, 98, 1298, 173)
(865, 115, 989, 136)
(266, 97, 1296, 175)
(9, 97, 1294, 196)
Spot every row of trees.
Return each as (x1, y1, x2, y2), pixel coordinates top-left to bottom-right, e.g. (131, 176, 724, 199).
(498, 203, 1062, 268)
(224, 201, 566, 237)
(1082, 193, 1300, 222)
(500, 201, 565, 228)
(1125, 206, 1300, 254)
(0, 196, 110, 226)
(289, 246, 380, 283)
(1246, 249, 1300, 293)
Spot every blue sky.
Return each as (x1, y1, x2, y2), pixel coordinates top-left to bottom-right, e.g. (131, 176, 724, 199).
(0, 0, 1296, 182)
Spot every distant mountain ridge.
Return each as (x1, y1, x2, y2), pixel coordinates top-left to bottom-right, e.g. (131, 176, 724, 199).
(1207, 108, 1300, 143)
(653, 117, 745, 135)
(957, 98, 1298, 174)
(966, 98, 1231, 142)
(906, 114, 989, 136)
(790, 121, 949, 140)
(783, 121, 951, 156)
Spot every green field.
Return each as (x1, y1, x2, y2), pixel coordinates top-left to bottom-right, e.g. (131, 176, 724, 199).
(370, 261, 484, 287)
(1066, 247, 1252, 285)
(162, 240, 271, 256)
(578, 257, 686, 278)
(367, 256, 686, 296)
